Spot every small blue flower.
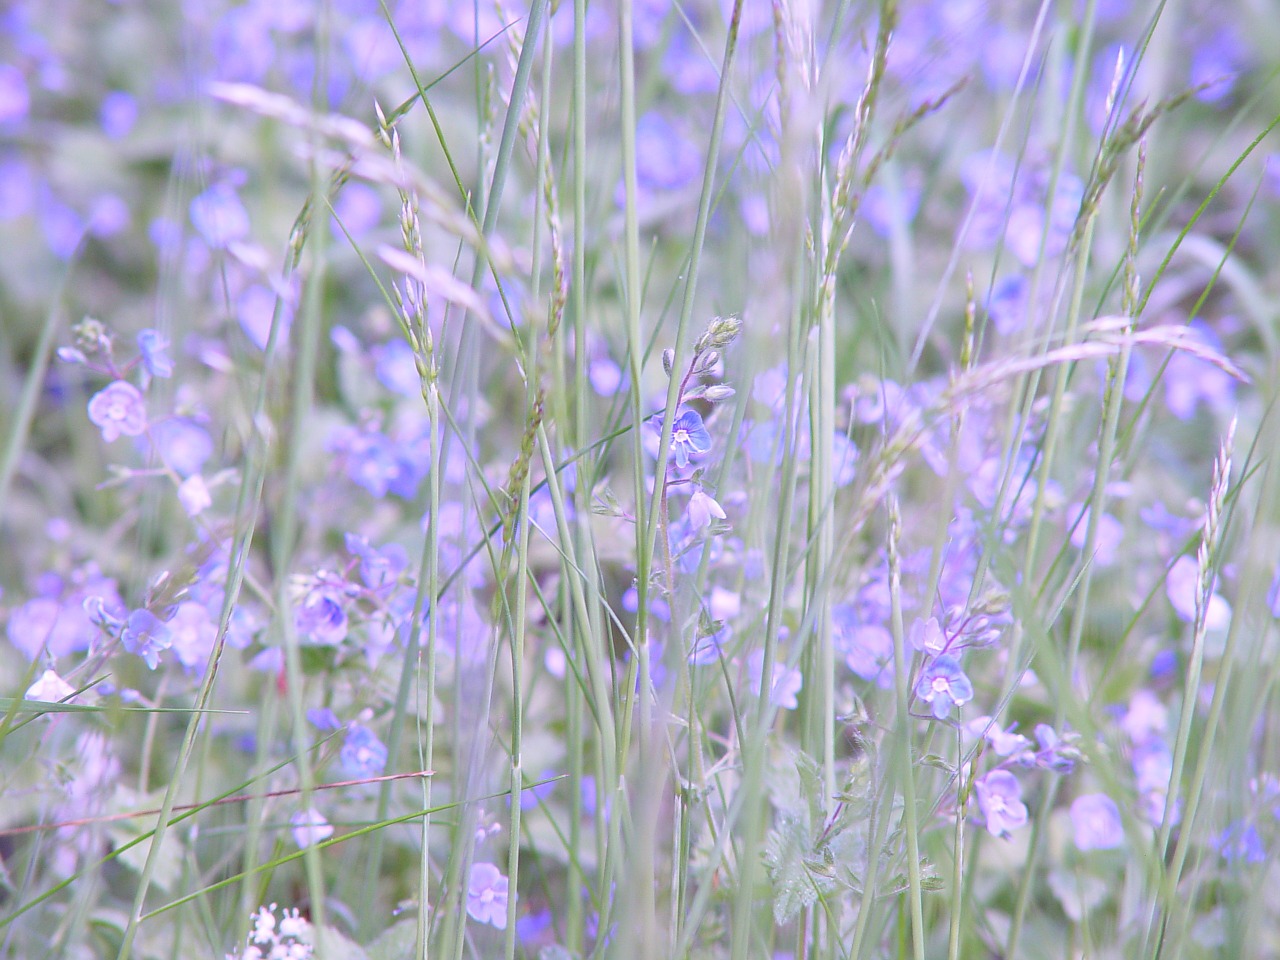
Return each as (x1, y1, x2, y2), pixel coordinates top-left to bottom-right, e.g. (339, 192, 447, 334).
(121, 608, 172, 670)
(914, 654, 974, 719)
(341, 725, 388, 779)
(670, 409, 711, 468)
(137, 329, 173, 379)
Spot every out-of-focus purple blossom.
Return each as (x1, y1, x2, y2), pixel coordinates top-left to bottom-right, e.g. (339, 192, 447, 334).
(1162, 320, 1237, 420)
(1068, 504, 1123, 567)
(374, 338, 420, 397)
(167, 601, 217, 674)
(915, 654, 974, 720)
(747, 650, 803, 710)
(987, 275, 1028, 335)
(1131, 736, 1177, 826)
(177, 474, 212, 516)
(0, 64, 30, 125)
(340, 724, 388, 779)
(328, 421, 429, 499)
(307, 707, 341, 730)
(290, 807, 333, 848)
(41, 197, 83, 258)
(1165, 554, 1231, 630)
(0, 156, 35, 220)
(1120, 689, 1168, 744)
(969, 716, 1032, 759)
(211, 5, 276, 83)
(909, 617, 947, 656)
(862, 175, 921, 237)
(1033, 724, 1078, 773)
(237, 282, 294, 351)
(137, 329, 173, 379)
(121, 608, 172, 670)
(466, 862, 511, 929)
(88, 193, 130, 238)
(1070, 793, 1124, 850)
(839, 615, 895, 690)
(962, 150, 1082, 268)
(88, 381, 148, 442)
(975, 769, 1028, 838)
(25, 668, 76, 703)
(99, 90, 138, 139)
(190, 182, 251, 248)
(618, 111, 702, 212)
(344, 533, 409, 592)
(1215, 822, 1265, 864)
(589, 356, 623, 396)
(1189, 24, 1247, 103)
(296, 583, 348, 646)
(151, 418, 213, 477)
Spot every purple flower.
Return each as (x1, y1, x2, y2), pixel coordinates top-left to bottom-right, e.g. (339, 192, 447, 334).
(167, 601, 217, 674)
(914, 654, 974, 720)
(909, 616, 947, 656)
(1070, 793, 1124, 850)
(687, 489, 727, 530)
(840, 619, 895, 689)
(1163, 319, 1236, 420)
(340, 725, 387, 779)
(669, 409, 712, 468)
(466, 862, 511, 929)
(1165, 555, 1231, 630)
(1215, 822, 1265, 864)
(151, 418, 213, 477)
(747, 650, 803, 710)
(975, 770, 1028, 838)
(296, 583, 348, 646)
(290, 807, 334, 848)
(0, 64, 30, 126)
(99, 90, 138, 139)
(189, 181, 250, 248)
(137, 329, 173, 379)
(121, 608, 172, 670)
(88, 381, 148, 442)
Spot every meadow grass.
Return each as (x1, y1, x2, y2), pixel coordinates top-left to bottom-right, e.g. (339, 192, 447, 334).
(2, 1, 1279, 958)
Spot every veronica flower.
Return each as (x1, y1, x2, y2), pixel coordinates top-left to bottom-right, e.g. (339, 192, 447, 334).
(121, 608, 172, 670)
(290, 808, 334, 848)
(1070, 793, 1124, 850)
(669, 409, 712, 468)
(914, 654, 974, 719)
(975, 770, 1028, 838)
(466, 862, 511, 929)
(87, 381, 148, 442)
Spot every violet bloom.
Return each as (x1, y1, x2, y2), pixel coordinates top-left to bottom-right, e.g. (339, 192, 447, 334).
(88, 381, 148, 442)
(841, 622, 894, 689)
(687, 489, 727, 530)
(914, 654, 974, 720)
(189, 181, 250, 248)
(669, 409, 712, 468)
(975, 770, 1028, 838)
(1215, 822, 1265, 864)
(1070, 793, 1124, 850)
(137, 329, 173, 379)
(121, 608, 172, 670)
(295, 583, 348, 645)
(290, 808, 334, 848)
(466, 862, 510, 929)
(747, 650, 803, 710)
(340, 725, 388, 779)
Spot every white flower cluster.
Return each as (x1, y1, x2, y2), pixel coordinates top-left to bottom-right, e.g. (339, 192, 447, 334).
(225, 903, 313, 960)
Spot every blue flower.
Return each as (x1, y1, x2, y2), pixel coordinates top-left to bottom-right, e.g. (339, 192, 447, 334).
(914, 654, 974, 719)
(341, 725, 388, 779)
(137, 329, 173, 379)
(670, 409, 711, 468)
(121, 609, 172, 670)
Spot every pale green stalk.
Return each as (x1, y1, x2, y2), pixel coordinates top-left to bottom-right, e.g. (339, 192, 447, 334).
(887, 495, 924, 960)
